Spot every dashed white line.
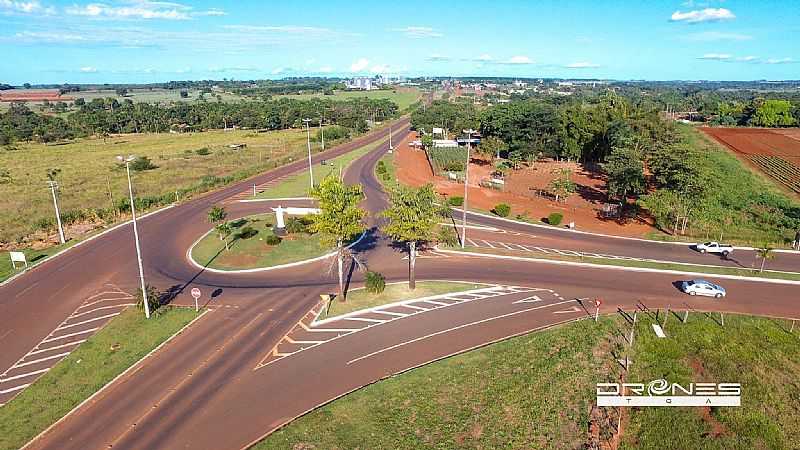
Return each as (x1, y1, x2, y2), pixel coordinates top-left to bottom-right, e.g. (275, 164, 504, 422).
(54, 312, 120, 331)
(0, 383, 31, 394)
(0, 368, 50, 384)
(28, 340, 85, 356)
(41, 327, 99, 344)
(10, 352, 71, 369)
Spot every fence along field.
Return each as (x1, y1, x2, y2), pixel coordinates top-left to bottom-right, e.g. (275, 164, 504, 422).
(0, 128, 311, 246)
(700, 127, 800, 195)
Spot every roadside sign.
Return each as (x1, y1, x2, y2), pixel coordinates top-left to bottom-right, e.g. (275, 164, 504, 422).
(594, 298, 602, 322)
(595, 298, 602, 308)
(191, 287, 201, 312)
(9, 251, 27, 269)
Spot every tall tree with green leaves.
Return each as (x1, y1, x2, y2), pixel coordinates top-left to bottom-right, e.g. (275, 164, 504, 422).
(382, 184, 440, 290)
(476, 135, 507, 160)
(208, 205, 228, 240)
(756, 245, 775, 273)
(308, 175, 366, 301)
(603, 142, 646, 203)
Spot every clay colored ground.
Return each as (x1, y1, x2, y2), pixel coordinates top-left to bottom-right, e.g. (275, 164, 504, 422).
(701, 127, 800, 195)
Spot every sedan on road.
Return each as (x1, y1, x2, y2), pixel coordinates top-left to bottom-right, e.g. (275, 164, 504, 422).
(681, 279, 726, 298)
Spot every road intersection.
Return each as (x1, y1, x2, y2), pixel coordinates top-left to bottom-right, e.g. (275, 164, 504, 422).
(1, 118, 799, 449)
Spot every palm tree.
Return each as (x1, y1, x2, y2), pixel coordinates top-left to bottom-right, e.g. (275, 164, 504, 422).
(756, 245, 775, 273)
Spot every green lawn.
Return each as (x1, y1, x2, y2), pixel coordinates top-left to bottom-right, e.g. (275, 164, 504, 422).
(321, 281, 487, 320)
(255, 137, 388, 199)
(255, 313, 800, 449)
(190, 213, 332, 270)
(0, 306, 199, 450)
(0, 241, 74, 284)
(279, 88, 421, 111)
(374, 150, 399, 190)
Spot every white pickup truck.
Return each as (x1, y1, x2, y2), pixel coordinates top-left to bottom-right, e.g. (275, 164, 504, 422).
(694, 242, 733, 256)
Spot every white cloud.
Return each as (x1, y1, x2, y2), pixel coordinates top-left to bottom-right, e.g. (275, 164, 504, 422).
(0, 0, 54, 15)
(350, 58, 369, 72)
(318, 66, 333, 73)
(765, 57, 795, 65)
(495, 55, 534, 65)
(426, 54, 451, 62)
(65, 1, 192, 20)
(209, 66, 259, 73)
(271, 67, 292, 75)
(684, 31, 752, 41)
(194, 8, 225, 17)
(670, 8, 735, 23)
(565, 61, 600, 69)
(697, 53, 732, 60)
(370, 64, 390, 74)
(474, 54, 493, 62)
(735, 55, 758, 62)
(390, 26, 443, 38)
(79, 66, 97, 73)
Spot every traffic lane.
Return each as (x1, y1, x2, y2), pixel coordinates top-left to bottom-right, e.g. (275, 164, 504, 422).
(28, 288, 316, 450)
(462, 212, 800, 273)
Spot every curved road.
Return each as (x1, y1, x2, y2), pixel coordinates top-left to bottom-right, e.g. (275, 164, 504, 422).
(2, 119, 798, 449)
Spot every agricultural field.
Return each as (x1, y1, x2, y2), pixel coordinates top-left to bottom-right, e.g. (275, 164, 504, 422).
(427, 146, 467, 175)
(279, 87, 421, 111)
(0, 88, 246, 110)
(0, 128, 318, 246)
(700, 127, 800, 195)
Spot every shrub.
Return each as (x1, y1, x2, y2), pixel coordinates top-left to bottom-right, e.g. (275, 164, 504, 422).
(493, 203, 511, 217)
(548, 212, 563, 226)
(375, 160, 387, 174)
(264, 235, 281, 245)
(135, 284, 162, 313)
(437, 225, 459, 246)
(285, 217, 307, 234)
(365, 271, 386, 294)
(195, 147, 211, 156)
(447, 196, 464, 207)
(129, 156, 158, 171)
(237, 226, 257, 239)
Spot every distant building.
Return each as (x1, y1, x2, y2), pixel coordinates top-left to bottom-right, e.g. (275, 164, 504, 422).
(346, 77, 375, 90)
(513, 80, 528, 88)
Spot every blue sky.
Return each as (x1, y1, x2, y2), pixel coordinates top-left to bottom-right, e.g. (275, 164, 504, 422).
(0, 0, 797, 84)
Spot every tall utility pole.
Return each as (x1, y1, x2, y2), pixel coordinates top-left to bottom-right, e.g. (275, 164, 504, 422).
(46, 180, 66, 244)
(303, 118, 314, 189)
(319, 116, 325, 150)
(118, 155, 151, 319)
(461, 129, 477, 248)
(388, 122, 393, 150)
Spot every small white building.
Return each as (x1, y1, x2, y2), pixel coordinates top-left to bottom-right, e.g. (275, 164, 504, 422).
(346, 77, 375, 90)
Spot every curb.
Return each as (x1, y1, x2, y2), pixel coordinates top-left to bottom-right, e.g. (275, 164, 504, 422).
(20, 308, 210, 450)
(438, 248, 800, 286)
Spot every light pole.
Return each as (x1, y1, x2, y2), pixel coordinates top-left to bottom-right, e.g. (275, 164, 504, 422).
(388, 122, 393, 150)
(461, 129, 477, 248)
(303, 118, 314, 189)
(319, 116, 325, 151)
(46, 180, 66, 244)
(117, 155, 150, 319)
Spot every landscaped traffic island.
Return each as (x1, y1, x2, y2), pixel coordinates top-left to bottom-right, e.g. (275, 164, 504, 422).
(190, 213, 334, 270)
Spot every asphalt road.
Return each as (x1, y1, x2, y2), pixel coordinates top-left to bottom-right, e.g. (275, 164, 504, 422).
(4, 119, 800, 450)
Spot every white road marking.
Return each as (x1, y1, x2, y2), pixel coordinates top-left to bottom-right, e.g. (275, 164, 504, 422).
(0, 383, 31, 394)
(0, 368, 50, 384)
(343, 317, 387, 323)
(347, 299, 578, 365)
(481, 240, 497, 249)
(41, 327, 100, 344)
(71, 303, 134, 318)
(10, 352, 71, 369)
(553, 306, 583, 314)
(54, 312, 121, 332)
(513, 295, 542, 304)
(28, 340, 85, 355)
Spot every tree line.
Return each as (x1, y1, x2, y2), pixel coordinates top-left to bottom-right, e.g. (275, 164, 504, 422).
(0, 96, 398, 145)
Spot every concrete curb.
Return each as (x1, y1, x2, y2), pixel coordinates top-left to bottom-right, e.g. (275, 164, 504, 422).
(20, 308, 210, 450)
(455, 208, 800, 254)
(1, 204, 176, 288)
(438, 248, 800, 286)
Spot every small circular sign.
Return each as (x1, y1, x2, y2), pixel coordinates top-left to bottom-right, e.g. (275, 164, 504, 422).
(191, 287, 201, 299)
(595, 298, 602, 307)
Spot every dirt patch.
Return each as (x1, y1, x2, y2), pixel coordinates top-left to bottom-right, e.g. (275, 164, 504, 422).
(395, 133, 654, 237)
(687, 357, 729, 438)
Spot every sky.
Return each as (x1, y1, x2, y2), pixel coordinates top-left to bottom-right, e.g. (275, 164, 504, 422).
(0, 0, 798, 84)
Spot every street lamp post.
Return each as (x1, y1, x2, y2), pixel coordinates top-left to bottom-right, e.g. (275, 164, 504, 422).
(303, 118, 314, 189)
(461, 129, 477, 248)
(319, 116, 325, 151)
(117, 155, 150, 319)
(389, 122, 393, 150)
(46, 180, 66, 244)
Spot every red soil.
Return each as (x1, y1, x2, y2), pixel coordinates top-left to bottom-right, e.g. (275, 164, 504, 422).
(0, 89, 72, 102)
(699, 127, 800, 163)
(394, 132, 654, 237)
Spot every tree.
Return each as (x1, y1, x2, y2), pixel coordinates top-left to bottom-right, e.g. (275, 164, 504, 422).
(308, 175, 366, 301)
(215, 222, 233, 250)
(420, 134, 433, 150)
(548, 168, 576, 203)
(208, 205, 228, 239)
(382, 184, 440, 290)
(748, 100, 796, 127)
(603, 144, 646, 203)
(476, 135, 506, 160)
(180, 90, 189, 99)
(756, 245, 775, 273)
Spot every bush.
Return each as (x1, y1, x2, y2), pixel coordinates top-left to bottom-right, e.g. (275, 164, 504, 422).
(285, 217, 307, 234)
(437, 225, 459, 246)
(365, 271, 386, 294)
(447, 196, 464, 207)
(493, 203, 511, 217)
(548, 212, 563, 226)
(375, 160, 387, 174)
(129, 156, 158, 171)
(264, 235, 281, 245)
(135, 284, 162, 314)
(237, 226, 257, 239)
(195, 147, 211, 156)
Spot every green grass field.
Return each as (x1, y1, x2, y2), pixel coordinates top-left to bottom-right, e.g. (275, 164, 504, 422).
(0, 306, 199, 450)
(255, 314, 800, 449)
(255, 137, 388, 199)
(190, 213, 330, 270)
(321, 280, 486, 319)
(0, 128, 314, 245)
(279, 88, 421, 111)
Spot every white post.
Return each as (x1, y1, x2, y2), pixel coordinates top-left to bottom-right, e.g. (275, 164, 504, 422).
(275, 206, 286, 229)
(461, 130, 474, 249)
(594, 304, 600, 322)
(319, 117, 325, 150)
(253, 183, 257, 197)
(389, 122, 393, 150)
(304, 119, 314, 189)
(47, 181, 66, 244)
(125, 161, 151, 319)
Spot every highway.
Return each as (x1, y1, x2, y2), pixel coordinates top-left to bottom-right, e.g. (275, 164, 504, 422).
(2, 118, 799, 449)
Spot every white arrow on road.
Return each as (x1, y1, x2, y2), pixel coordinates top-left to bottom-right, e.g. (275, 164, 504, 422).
(513, 295, 543, 304)
(553, 305, 582, 314)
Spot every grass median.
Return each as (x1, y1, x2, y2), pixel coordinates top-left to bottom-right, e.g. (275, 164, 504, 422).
(0, 306, 199, 450)
(254, 312, 799, 449)
(319, 280, 487, 321)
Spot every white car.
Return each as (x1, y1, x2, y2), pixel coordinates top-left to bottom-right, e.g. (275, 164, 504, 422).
(681, 279, 726, 298)
(694, 242, 733, 256)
